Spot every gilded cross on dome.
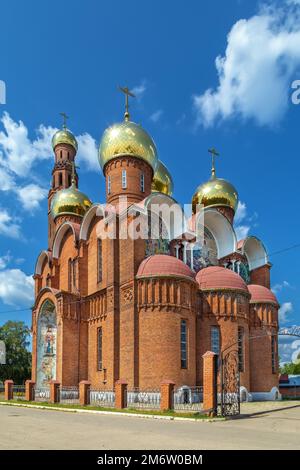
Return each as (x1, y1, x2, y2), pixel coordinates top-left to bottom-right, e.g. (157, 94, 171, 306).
(208, 147, 219, 179)
(118, 86, 135, 121)
(60, 112, 69, 129)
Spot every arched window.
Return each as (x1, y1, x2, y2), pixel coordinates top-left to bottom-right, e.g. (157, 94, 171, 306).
(211, 326, 220, 355)
(107, 175, 111, 194)
(181, 320, 188, 369)
(140, 172, 145, 192)
(59, 172, 63, 186)
(97, 239, 102, 283)
(68, 174, 71, 187)
(60, 150, 62, 159)
(46, 274, 51, 287)
(68, 259, 72, 291)
(122, 169, 127, 189)
(97, 327, 103, 370)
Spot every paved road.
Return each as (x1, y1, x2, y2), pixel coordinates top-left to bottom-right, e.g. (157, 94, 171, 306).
(0, 402, 300, 450)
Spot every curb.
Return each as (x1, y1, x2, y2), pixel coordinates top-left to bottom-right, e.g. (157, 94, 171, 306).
(0, 401, 224, 422)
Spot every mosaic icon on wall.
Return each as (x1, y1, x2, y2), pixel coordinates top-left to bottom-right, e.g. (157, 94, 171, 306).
(145, 211, 170, 257)
(192, 227, 218, 272)
(36, 300, 57, 387)
(238, 262, 250, 284)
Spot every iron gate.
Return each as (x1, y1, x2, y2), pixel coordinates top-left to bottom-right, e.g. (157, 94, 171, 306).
(219, 349, 240, 416)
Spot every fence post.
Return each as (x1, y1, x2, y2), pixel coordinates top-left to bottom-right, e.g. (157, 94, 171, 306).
(25, 380, 35, 401)
(115, 380, 127, 409)
(4, 380, 13, 401)
(202, 351, 217, 416)
(79, 381, 91, 406)
(50, 380, 60, 404)
(160, 381, 175, 411)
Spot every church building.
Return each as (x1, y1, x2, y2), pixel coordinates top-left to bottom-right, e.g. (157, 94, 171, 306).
(31, 90, 280, 401)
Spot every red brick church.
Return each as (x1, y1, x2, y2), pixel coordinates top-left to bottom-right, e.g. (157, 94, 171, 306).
(31, 94, 280, 401)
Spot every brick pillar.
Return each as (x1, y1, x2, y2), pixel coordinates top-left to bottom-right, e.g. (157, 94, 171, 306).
(160, 381, 175, 411)
(115, 380, 127, 409)
(4, 380, 13, 401)
(50, 380, 60, 404)
(202, 351, 217, 416)
(25, 380, 35, 401)
(79, 380, 91, 406)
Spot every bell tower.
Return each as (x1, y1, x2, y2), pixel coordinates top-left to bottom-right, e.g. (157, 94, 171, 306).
(48, 114, 79, 247)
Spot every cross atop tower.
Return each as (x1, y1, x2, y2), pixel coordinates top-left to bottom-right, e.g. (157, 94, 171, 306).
(118, 86, 135, 121)
(208, 147, 219, 179)
(60, 112, 69, 130)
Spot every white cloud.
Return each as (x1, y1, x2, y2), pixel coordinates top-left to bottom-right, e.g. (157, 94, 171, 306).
(234, 201, 251, 240)
(279, 301, 293, 323)
(193, 2, 300, 127)
(235, 224, 250, 240)
(76, 133, 99, 171)
(272, 280, 290, 294)
(235, 201, 247, 224)
(131, 81, 146, 100)
(16, 184, 48, 211)
(291, 340, 300, 362)
(0, 167, 15, 191)
(150, 109, 163, 123)
(0, 209, 21, 239)
(279, 335, 300, 364)
(0, 252, 12, 269)
(0, 268, 34, 306)
(0, 112, 99, 177)
(0, 112, 56, 177)
(0, 112, 99, 216)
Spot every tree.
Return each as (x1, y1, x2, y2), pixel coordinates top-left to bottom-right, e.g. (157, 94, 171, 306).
(0, 321, 31, 384)
(280, 361, 300, 375)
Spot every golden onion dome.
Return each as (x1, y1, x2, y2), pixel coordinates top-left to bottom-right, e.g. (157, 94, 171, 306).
(151, 160, 174, 196)
(52, 128, 78, 152)
(192, 176, 238, 214)
(51, 183, 92, 220)
(98, 120, 158, 173)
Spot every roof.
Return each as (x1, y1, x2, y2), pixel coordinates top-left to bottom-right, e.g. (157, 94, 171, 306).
(248, 284, 278, 305)
(196, 266, 248, 292)
(137, 255, 195, 280)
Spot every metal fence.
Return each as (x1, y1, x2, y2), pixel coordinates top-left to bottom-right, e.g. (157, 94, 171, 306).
(34, 386, 50, 402)
(173, 386, 203, 411)
(13, 385, 26, 401)
(127, 389, 161, 410)
(89, 389, 115, 408)
(59, 386, 80, 404)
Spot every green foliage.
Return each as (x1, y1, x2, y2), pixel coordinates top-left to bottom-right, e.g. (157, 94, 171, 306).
(280, 361, 300, 375)
(0, 321, 31, 384)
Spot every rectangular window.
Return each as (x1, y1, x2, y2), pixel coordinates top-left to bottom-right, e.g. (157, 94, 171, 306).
(140, 172, 145, 192)
(97, 239, 102, 283)
(72, 259, 77, 290)
(68, 259, 72, 292)
(122, 169, 127, 189)
(271, 335, 276, 373)
(107, 175, 111, 194)
(181, 320, 188, 369)
(97, 327, 103, 371)
(211, 326, 220, 355)
(238, 326, 244, 372)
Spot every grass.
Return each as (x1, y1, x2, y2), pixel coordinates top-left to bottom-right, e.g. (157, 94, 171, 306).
(0, 399, 218, 420)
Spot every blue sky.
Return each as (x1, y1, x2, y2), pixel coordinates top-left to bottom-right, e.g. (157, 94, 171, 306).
(0, 0, 299, 362)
